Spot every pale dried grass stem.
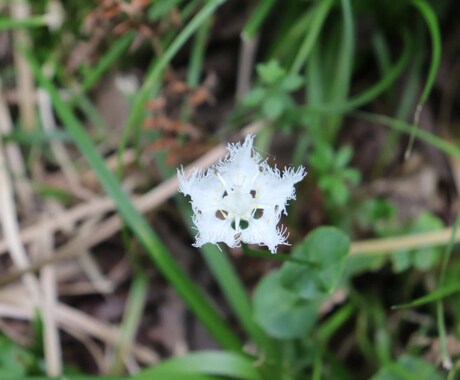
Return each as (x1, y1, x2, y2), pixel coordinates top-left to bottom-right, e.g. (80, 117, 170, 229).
(0, 82, 34, 210)
(0, 132, 40, 302)
(11, 1, 35, 130)
(349, 226, 460, 256)
(37, 88, 94, 200)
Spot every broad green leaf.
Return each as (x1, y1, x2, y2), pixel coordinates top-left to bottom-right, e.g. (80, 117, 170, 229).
(280, 227, 349, 300)
(253, 271, 317, 339)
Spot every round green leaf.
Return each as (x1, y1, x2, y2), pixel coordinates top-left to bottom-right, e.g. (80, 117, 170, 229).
(243, 87, 266, 107)
(280, 227, 350, 300)
(262, 95, 285, 119)
(253, 271, 317, 339)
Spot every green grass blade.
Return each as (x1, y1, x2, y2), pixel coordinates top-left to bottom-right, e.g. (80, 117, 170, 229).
(405, 0, 442, 158)
(290, 0, 335, 75)
(322, 0, 354, 141)
(436, 214, 460, 368)
(331, 0, 354, 102)
(392, 283, 460, 309)
(138, 351, 261, 380)
(352, 111, 460, 160)
(25, 50, 242, 352)
(410, 0, 442, 107)
(242, 0, 277, 40)
(301, 30, 410, 115)
(82, 32, 134, 93)
(187, 18, 211, 88)
(317, 303, 354, 342)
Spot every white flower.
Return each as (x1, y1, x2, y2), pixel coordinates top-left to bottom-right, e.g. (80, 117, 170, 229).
(177, 135, 306, 253)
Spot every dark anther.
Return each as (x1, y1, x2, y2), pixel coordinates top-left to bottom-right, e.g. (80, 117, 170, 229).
(250, 189, 256, 198)
(215, 210, 228, 220)
(252, 209, 264, 219)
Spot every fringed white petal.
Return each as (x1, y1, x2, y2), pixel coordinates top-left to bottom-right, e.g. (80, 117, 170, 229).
(178, 134, 306, 253)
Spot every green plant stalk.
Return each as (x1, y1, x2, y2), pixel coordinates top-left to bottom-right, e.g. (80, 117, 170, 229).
(405, 0, 442, 158)
(118, 0, 226, 169)
(26, 51, 241, 352)
(292, 42, 323, 165)
(177, 202, 281, 377)
(290, 0, 335, 75)
(177, 197, 262, 334)
(312, 348, 323, 380)
(177, 28, 281, 368)
(242, 244, 316, 266)
(372, 31, 393, 105)
(316, 303, 354, 343)
(436, 214, 460, 370)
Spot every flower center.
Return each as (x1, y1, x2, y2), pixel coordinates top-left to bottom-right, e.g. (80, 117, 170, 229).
(221, 188, 254, 218)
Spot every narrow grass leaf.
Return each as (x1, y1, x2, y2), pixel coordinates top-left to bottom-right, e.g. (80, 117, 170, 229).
(25, 50, 241, 351)
(392, 282, 460, 309)
(82, 33, 134, 93)
(352, 111, 460, 160)
(242, 0, 277, 40)
(290, 0, 335, 75)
